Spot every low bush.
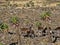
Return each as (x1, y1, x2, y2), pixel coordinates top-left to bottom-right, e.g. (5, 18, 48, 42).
(40, 11, 51, 20)
(0, 23, 8, 30)
(10, 16, 19, 24)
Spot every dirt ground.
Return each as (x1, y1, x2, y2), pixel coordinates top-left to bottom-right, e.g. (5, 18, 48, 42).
(0, 0, 60, 45)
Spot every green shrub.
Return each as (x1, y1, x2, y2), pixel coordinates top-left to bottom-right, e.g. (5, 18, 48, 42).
(40, 11, 51, 20)
(35, 21, 42, 27)
(0, 23, 8, 30)
(10, 16, 19, 24)
(0, 43, 3, 45)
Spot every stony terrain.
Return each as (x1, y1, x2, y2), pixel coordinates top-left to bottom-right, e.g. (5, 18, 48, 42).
(0, 0, 60, 45)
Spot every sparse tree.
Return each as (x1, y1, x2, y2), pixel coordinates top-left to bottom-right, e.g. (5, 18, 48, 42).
(0, 23, 8, 30)
(10, 16, 19, 27)
(40, 11, 51, 20)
